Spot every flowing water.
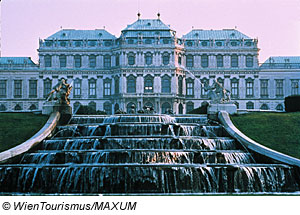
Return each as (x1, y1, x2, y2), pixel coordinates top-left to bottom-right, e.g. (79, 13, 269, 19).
(0, 114, 299, 194)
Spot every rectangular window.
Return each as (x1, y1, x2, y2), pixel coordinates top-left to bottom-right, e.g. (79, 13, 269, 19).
(74, 80, 81, 97)
(276, 80, 284, 97)
(0, 80, 7, 98)
(186, 55, 194, 67)
(104, 55, 111, 68)
(246, 81, 254, 97)
(44, 79, 52, 98)
(291, 80, 299, 95)
(260, 80, 269, 97)
(29, 80, 37, 98)
(59, 55, 66, 68)
(115, 78, 119, 94)
(201, 80, 208, 98)
(104, 81, 111, 96)
(217, 55, 223, 67)
(74, 55, 81, 68)
(89, 80, 96, 98)
(201, 55, 208, 68)
(14, 80, 22, 98)
(231, 55, 238, 68)
(186, 82, 194, 96)
(89, 55, 96, 68)
(231, 82, 239, 98)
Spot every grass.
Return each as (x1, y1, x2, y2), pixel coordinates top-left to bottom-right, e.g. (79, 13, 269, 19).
(231, 112, 300, 159)
(0, 113, 48, 153)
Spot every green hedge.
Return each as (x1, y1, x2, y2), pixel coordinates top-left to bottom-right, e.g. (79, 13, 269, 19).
(284, 95, 300, 112)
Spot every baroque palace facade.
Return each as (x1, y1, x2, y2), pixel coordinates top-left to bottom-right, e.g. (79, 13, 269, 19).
(0, 15, 300, 114)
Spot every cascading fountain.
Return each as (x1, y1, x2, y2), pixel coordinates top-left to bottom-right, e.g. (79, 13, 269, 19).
(0, 114, 299, 194)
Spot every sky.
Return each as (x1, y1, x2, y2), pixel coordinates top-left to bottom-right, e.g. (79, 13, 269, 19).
(1, 0, 300, 63)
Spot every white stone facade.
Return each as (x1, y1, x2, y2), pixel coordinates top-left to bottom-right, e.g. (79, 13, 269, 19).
(0, 17, 299, 113)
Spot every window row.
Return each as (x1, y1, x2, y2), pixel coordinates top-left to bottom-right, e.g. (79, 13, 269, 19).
(185, 40, 254, 47)
(0, 80, 38, 98)
(44, 40, 113, 48)
(186, 54, 254, 68)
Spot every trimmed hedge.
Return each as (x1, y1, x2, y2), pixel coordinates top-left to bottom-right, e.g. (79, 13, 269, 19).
(284, 95, 300, 112)
(187, 102, 208, 114)
(76, 105, 107, 115)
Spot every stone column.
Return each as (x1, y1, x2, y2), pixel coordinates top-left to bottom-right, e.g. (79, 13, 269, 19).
(239, 76, 246, 99)
(67, 55, 74, 68)
(97, 76, 103, 98)
(82, 76, 88, 99)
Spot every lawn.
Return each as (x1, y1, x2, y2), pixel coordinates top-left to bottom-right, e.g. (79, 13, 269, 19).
(0, 113, 48, 152)
(231, 112, 300, 159)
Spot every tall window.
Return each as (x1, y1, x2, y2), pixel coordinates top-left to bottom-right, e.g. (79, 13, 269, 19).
(45, 55, 52, 67)
(186, 102, 194, 113)
(0, 80, 7, 98)
(59, 55, 66, 68)
(114, 77, 119, 94)
(14, 80, 22, 98)
(186, 79, 194, 96)
(145, 53, 153, 65)
(127, 76, 136, 93)
(275, 80, 284, 97)
(89, 79, 96, 98)
(231, 54, 238, 68)
(201, 54, 208, 68)
(291, 80, 299, 95)
(246, 101, 254, 109)
(115, 54, 120, 66)
(128, 55, 135, 65)
(216, 55, 223, 67)
(246, 55, 253, 67)
(144, 76, 153, 93)
(162, 102, 171, 114)
(74, 79, 81, 98)
(104, 79, 111, 96)
(162, 53, 170, 65)
(89, 55, 96, 68)
(43, 79, 52, 98)
(104, 55, 111, 68)
(260, 104, 269, 110)
(246, 79, 254, 97)
(231, 78, 239, 98)
(29, 80, 37, 98)
(260, 80, 269, 98)
(178, 76, 183, 95)
(162, 76, 171, 93)
(201, 79, 209, 98)
(103, 102, 112, 115)
(186, 55, 194, 67)
(74, 55, 81, 68)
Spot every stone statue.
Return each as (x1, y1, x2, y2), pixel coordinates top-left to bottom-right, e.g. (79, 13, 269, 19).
(203, 80, 231, 104)
(46, 79, 72, 105)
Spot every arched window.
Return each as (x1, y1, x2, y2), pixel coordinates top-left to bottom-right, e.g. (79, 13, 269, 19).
(73, 78, 81, 98)
(145, 52, 153, 65)
(201, 78, 209, 98)
(260, 104, 269, 110)
(73, 102, 81, 113)
(14, 104, 22, 111)
(88, 101, 96, 112)
(127, 76, 136, 93)
(186, 102, 194, 113)
(246, 78, 254, 97)
(162, 102, 171, 114)
(128, 54, 135, 65)
(162, 53, 170, 65)
(114, 77, 119, 94)
(145, 102, 153, 108)
(186, 55, 194, 67)
(74, 55, 81, 68)
(115, 54, 120, 66)
(178, 103, 183, 114)
(44, 55, 52, 67)
(0, 104, 7, 111)
(231, 78, 239, 98)
(114, 103, 120, 112)
(246, 101, 254, 109)
(217, 55, 223, 67)
(217, 78, 224, 87)
(126, 102, 136, 114)
(231, 54, 238, 67)
(89, 55, 96, 68)
(88, 78, 96, 98)
(186, 78, 194, 96)
(104, 102, 112, 115)
(178, 76, 183, 95)
(161, 76, 171, 93)
(201, 54, 208, 68)
(246, 55, 254, 67)
(144, 75, 153, 93)
(104, 79, 111, 96)
(29, 104, 37, 110)
(276, 104, 284, 111)
(59, 55, 66, 68)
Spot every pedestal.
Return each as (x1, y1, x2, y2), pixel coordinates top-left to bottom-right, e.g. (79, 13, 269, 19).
(42, 101, 72, 124)
(207, 103, 237, 120)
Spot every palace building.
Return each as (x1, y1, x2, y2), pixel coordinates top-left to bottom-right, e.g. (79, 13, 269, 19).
(0, 15, 299, 114)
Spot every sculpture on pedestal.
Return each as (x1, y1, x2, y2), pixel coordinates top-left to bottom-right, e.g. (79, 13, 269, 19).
(46, 79, 72, 105)
(203, 80, 231, 104)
